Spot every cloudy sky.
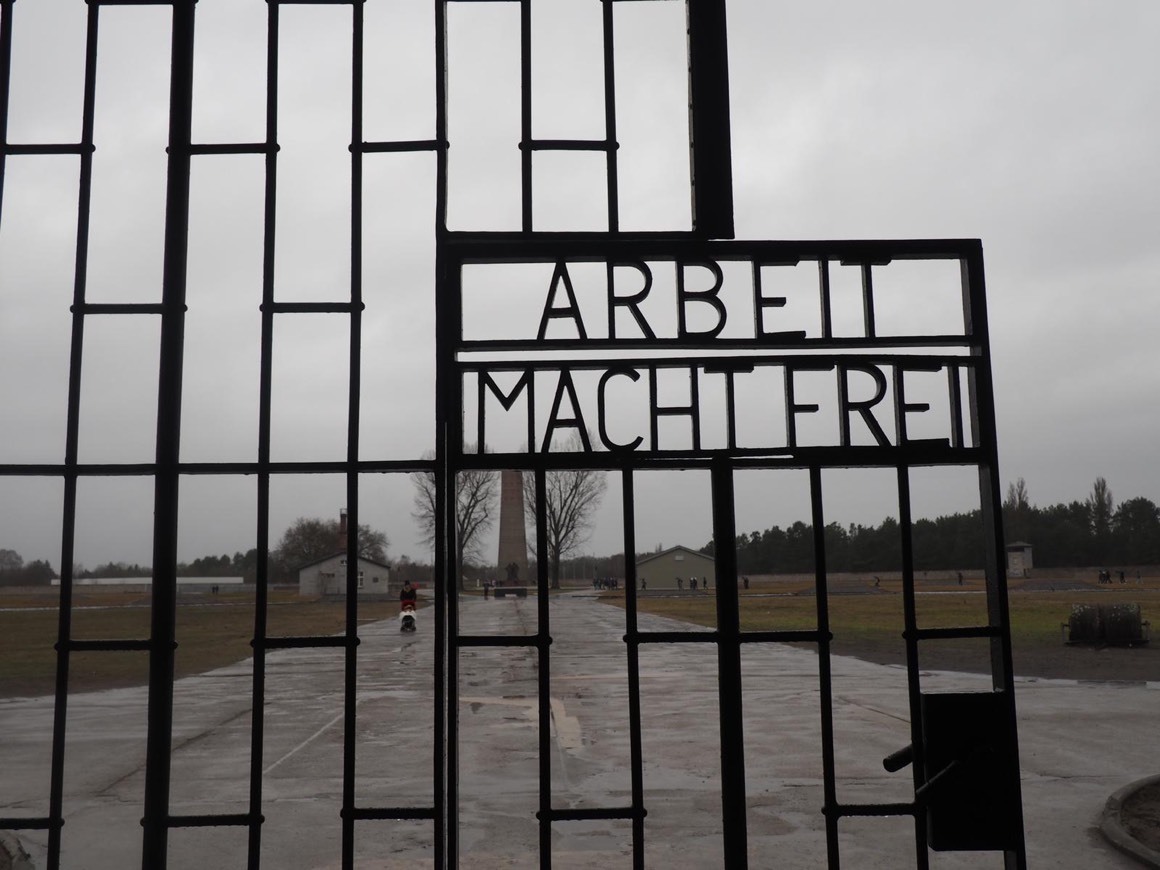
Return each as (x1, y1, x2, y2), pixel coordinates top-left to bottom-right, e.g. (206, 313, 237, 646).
(0, 0, 1157, 570)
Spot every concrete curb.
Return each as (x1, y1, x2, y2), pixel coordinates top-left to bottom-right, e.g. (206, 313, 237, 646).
(0, 831, 34, 870)
(1101, 774, 1160, 869)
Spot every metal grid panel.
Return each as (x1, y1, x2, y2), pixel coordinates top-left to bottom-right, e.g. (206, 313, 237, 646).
(0, 1, 1025, 868)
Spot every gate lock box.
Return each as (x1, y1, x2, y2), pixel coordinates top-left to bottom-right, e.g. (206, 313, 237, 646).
(883, 692, 1021, 852)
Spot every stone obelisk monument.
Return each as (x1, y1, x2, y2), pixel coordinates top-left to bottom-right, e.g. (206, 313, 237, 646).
(496, 470, 529, 584)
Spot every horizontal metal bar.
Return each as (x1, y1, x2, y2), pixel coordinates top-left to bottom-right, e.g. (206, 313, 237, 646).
(64, 639, 152, 652)
(824, 802, 917, 818)
(739, 630, 829, 644)
(260, 636, 355, 650)
(190, 143, 276, 155)
(343, 807, 437, 821)
(455, 445, 987, 471)
(168, 813, 261, 828)
(264, 301, 363, 314)
(908, 625, 1001, 640)
(0, 459, 437, 477)
(521, 139, 616, 152)
(359, 139, 443, 153)
(73, 303, 167, 315)
(633, 631, 719, 645)
(457, 634, 546, 648)
(269, 0, 359, 5)
(0, 817, 58, 830)
(457, 353, 976, 372)
(457, 335, 975, 353)
(446, 235, 981, 264)
(540, 807, 641, 822)
(2, 143, 92, 155)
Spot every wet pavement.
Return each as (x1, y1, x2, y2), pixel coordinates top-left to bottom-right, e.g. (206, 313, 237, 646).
(0, 593, 1153, 868)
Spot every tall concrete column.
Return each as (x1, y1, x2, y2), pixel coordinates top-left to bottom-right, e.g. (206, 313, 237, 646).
(496, 470, 528, 583)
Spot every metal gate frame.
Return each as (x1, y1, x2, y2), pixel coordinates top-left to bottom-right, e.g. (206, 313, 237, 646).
(0, 0, 1026, 867)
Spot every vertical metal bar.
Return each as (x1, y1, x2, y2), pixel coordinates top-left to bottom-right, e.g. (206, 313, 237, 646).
(0, 0, 11, 217)
(710, 461, 747, 869)
(818, 259, 833, 340)
(895, 466, 930, 868)
(534, 468, 552, 869)
(686, 0, 734, 238)
(620, 469, 646, 870)
(809, 467, 840, 869)
(519, 0, 532, 231)
(42, 5, 100, 865)
(435, 0, 448, 237)
(436, 256, 457, 868)
(341, 5, 365, 867)
(247, 3, 280, 866)
(860, 263, 876, 339)
(600, 0, 618, 233)
(434, 2, 450, 867)
(141, 3, 197, 866)
(947, 365, 964, 450)
(961, 248, 1027, 869)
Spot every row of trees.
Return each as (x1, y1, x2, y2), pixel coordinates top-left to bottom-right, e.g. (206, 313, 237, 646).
(719, 477, 1160, 574)
(0, 549, 56, 586)
(181, 517, 390, 583)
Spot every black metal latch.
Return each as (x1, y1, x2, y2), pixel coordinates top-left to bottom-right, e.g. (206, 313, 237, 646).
(884, 692, 1021, 852)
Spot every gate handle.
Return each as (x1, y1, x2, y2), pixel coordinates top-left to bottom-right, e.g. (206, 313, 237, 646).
(883, 744, 913, 772)
(883, 744, 993, 804)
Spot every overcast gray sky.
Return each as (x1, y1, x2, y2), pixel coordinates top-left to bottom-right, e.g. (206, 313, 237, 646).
(0, 0, 1157, 570)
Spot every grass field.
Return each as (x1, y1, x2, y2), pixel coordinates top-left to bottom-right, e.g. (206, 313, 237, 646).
(612, 576, 1160, 682)
(0, 590, 402, 699)
(1, 579, 1157, 698)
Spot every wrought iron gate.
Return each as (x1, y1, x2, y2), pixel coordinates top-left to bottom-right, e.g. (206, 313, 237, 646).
(0, 0, 1026, 867)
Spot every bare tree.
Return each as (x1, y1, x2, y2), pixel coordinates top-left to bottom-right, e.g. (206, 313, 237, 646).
(524, 438, 607, 589)
(411, 445, 499, 589)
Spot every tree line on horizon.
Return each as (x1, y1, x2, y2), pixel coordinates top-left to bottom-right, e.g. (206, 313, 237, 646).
(707, 477, 1160, 574)
(5, 477, 1157, 585)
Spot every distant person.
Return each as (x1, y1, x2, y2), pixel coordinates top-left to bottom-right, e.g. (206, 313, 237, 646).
(677, 577, 683, 591)
(641, 578, 647, 591)
(1119, 570, 1126, 584)
(957, 571, 963, 586)
(742, 576, 749, 590)
(691, 577, 698, 591)
(400, 579, 417, 606)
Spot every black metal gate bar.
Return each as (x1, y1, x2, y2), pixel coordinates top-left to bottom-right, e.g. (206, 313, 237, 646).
(534, 468, 553, 867)
(686, 0, 734, 238)
(141, 2, 196, 867)
(895, 465, 931, 869)
(710, 461, 748, 868)
(809, 466, 841, 867)
(48, 2, 98, 865)
(962, 251, 1027, 870)
(619, 468, 647, 870)
(340, 4, 365, 868)
(519, 0, 532, 231)
(247, 2, 282, 865)
(599, 0, 618, 233)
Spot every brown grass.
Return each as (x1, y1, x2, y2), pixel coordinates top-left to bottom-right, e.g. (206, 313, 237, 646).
(609, 582, 1160, 682)
(0, 590, 404, 699)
